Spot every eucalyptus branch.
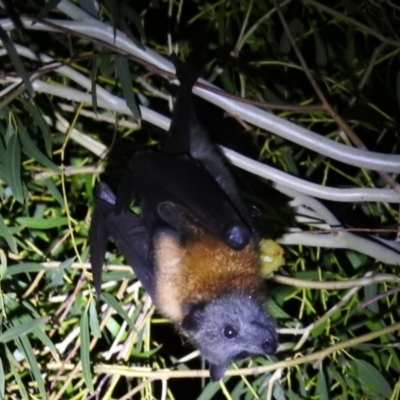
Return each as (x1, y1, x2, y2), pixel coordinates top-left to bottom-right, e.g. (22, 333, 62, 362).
(276, 187, 400, 265)
(1, 14, 400, 172)
(288, 190, 340, 226)
(358, 286, 400, 309)
(2, 73, 397, 205)
(279, 231, 400, 265)
(34, 165, 105, 181)
(272, 273, 400, 290)
(225, 149, 400, 203)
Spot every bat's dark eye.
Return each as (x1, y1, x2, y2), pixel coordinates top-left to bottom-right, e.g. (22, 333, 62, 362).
(223, 325, 238, 339)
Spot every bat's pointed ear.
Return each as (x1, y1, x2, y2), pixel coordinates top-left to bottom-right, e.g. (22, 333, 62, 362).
(95, 182, 116, 205)
(209, 363, 228, 381)
(181, 303, 206, 331)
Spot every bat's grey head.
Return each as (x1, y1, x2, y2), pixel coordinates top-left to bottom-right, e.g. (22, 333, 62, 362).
(181, 291, 277, 381)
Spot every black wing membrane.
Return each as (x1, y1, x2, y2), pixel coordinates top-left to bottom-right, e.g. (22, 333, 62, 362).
(115, 57, 252, 249)
(166, 56, 252, 227)
(116, 152, 250, 249)
(90, 182, 154, 298)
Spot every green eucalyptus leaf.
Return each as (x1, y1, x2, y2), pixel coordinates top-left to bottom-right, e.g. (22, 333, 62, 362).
(19, 99, 52, 157)
(101, 292, 136, 332)
(16, 217, 68, 230)
(353, 359, 392, 399)
(0, 26, 34, 97)
(19, 335, 47, 399)
(0, 214, 17, 253)
(18, 120, 59, 172)
(5, 133, 24, 203)
(0, 317, 49, 343)
(115, 56, 140, 120)
(80, 308, 94, 393)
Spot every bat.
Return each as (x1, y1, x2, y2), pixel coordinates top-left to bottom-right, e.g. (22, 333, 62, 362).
(90, 57, 278, 381)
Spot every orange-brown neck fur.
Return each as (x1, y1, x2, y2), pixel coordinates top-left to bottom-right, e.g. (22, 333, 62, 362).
(154, 230, 262, 323)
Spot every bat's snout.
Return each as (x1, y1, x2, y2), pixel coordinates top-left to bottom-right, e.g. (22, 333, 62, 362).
(262, 331, 278, 354)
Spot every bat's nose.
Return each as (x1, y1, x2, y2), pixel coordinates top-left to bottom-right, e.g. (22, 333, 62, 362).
(262, 334, 278, 354)
(225, 225, 251, 249)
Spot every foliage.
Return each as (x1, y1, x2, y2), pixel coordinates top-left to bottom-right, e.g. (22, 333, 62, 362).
(0, 0, 399, 399)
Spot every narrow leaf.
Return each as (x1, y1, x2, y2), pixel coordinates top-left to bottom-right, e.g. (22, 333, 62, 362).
(91, 57, 98, 114)
(353, 359, 392, 399)
(328, 366, 348, 400)
(0, 250, 6, 280)
(80, 308, 94, 393)
(131, 345, 161, 358)
(32, 325, 59, 362)
(47, 258, 74, 288)
(89, 298, 102, 339)
(0, 166, 7, 183)
(121, 3, 146, 44)
(364, 283, 379, 313)
(0, 135, 6, 162)
(34, 0, 62, 20)
(279, 19, 304, 55)
(345, 29, 356, 67)
(5, 347, 29, 400)
(19, 335, 47, 400)
(0, 357, 4, 399)
(119, 18, 145, 51)
(80, 0, 98, 17)
(43, 178, 65, 208)
(0, 214, 17, 253)
(0, 27, 34, 97)
(316, 370, 329, 400)
(104, 0, 121, 40)
(101, 292, 136, 332)
(115, 56, 140, 120)
(5, 133, 24, 203)
(18, 121, 59, 171)
(286, 390, 306, 400)
(16, 217, 68, 229)
(0, 317, 49, 343)
(19, 99, 52, 156)
(4, 262, 46, 278)
(314, 33, 327, 70)
(196, 381, 221, 400)
(5, 119, 15, 144)
(102, 270, 135, 283)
